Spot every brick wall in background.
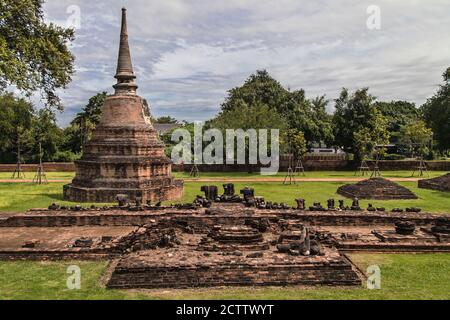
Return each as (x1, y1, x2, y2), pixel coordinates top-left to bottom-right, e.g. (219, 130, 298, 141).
(0, 160, 449, 173)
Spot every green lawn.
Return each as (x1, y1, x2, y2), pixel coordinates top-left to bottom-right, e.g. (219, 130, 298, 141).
(0, 180, 449, 213)
(0, 254, 449, 300)
(0, 172, 75, 180)
(0, 170, 448, 181)
(0, 173, 449, 300)
(174, 170, 449, 180)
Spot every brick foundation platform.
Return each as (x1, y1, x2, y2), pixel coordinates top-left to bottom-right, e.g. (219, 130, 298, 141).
(337, 178, 418, 200)
(1, 197, 449, 289)
(419, 173, 450, 193)
(107, 246, 361, 289)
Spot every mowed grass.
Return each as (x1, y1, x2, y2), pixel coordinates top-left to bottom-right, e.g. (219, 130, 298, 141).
(0, 170, 448, 181)
(0, 179, 449, 213)
(0, 254, 449, 300)
(0, 172, 75, 180)
(174, 170, 449, 180)
(180, 181, 450, 213)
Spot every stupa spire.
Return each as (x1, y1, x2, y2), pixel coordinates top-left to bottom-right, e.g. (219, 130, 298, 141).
(113, 8, 138, 95)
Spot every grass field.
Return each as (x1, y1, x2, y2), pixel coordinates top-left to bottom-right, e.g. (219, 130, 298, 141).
(0, 180, 449, 213)
(173, 170, 449, 180)
(0, 172, 449, 300)
(0, 170, 448, 181)
(0, 254, 449, 300)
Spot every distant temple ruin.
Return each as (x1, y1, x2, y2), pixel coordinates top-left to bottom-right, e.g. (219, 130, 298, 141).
(64, 8, 183, 203)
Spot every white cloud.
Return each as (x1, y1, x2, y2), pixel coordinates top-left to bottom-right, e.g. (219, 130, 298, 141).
(38, 0, 450, 127)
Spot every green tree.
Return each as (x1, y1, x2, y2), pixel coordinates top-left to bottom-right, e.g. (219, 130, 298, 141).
(66, 92, 107, 152)
(209, 101, 286, 167)
(31, 108, 64, 162)
(74, 92, 106, 126)
(0, 93, 34, 163)
(376, 100, 420, 145)
(421, 67, 450, 152)
(332, 88, 390, 158)
(61, 124, 82, 155)
(161, 122, 195, 158)
(155, 116, 179, 124)
(0, 0, 75, 110)
(283, 129, 307, 160)
(398, 121, 433, 158)
(353, 115, 390, 160)
(212, 101, 286, 131)
(220, 70, 333, 145)
(221, 70, 287, 114)
(310, 95, 334, 146)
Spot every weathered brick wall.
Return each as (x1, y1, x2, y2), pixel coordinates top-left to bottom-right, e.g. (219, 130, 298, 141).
(1, 160, 448, 172)
(0, 163, 75, 172)
(0, 249, 116, 261)
(173, 161, 350, 172)
(0, 210, 442, 228)
(338, 242, 450, 252)
(173, 160, 450, 172)
(366, 160, 450, 171)
(107, 260, 361, 289)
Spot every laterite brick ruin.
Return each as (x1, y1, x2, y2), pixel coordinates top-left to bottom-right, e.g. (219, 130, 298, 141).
(2, 8, 449, 292)
(337, 177, 418, 200)
(419, 173, 450, 193)
(1, 183, 450, 289)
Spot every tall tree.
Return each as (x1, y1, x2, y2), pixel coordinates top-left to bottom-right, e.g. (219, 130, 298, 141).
(283, 129, 307, 160)
(155, 116, 179, 124)
(221, 70, 287, 114)
(212, 101, 286, 132)
(421, 67, 450, 152)
(398, 121, 433, 158)
(310, 95, 334, 146)
(209, 100, 286, 166)
(0, 0, 75, 110)
(376, 100, 419, 132)
(0, 93, 34, 163)
(220, 70, 333, 145)
(332, 88, 390, 158)
(69, 92, 107, 151)
(31, 108, 63, 162)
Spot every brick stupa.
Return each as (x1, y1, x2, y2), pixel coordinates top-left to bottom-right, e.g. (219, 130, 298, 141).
(64, 8, 183, 203)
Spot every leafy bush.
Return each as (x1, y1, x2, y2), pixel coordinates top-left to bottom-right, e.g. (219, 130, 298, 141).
(382, 154, 406, 160)
(51, 151, 80, 162)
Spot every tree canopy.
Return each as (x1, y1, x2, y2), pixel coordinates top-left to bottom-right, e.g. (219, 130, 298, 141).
(421, 67, 450, 152)
(0, 92, 66, 163)
(332, 88, 390, 158)
(155, 116, 179, 124)
(376, 101, 419, 132)
(64, 92, 107, 154)
(0, 93, 34, 163)
(0, 0, 75, 110)
(219, 70, 334, 146)
(398, 121, 433, 158)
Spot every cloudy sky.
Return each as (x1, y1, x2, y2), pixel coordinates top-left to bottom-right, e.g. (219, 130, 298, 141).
(42, 0, 450, 127)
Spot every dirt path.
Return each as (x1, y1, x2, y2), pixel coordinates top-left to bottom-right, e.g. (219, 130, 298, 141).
(0, 177, 423, 183)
